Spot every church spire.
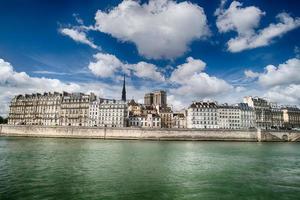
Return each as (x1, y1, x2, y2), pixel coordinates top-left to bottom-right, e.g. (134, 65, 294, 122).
(122, 74, 126, 102)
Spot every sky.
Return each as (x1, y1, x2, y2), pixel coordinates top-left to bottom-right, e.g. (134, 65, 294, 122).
(0, 0, 300, 116)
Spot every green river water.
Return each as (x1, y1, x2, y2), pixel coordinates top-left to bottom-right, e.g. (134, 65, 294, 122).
(0, 137, 300, 200)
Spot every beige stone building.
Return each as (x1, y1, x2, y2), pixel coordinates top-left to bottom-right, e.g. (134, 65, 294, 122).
(172, 112, 187, 128)
(244, 96, 272, 129)
(270, 103, 284, 129)
(282, 107, 300, 128)
(59, 92, 96, 126)
(144, 90, 167, 107)
(8, 92, 62, 126)
(158, 107, 173, 128)
(97, 99, 128, 128)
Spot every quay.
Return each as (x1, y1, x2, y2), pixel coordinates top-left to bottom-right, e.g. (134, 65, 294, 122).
(1, 125, 300, 142)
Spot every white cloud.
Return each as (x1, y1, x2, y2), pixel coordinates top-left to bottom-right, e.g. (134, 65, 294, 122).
(258, 58, 300, 87)
(88, 53, 165, 81)
(265, 84, 300, 105)
(170, 57, 206, 83)
(126, 62, 165, 81)
(216, 1, 300, 52)
(59, 28, 98, 49)
(216, 1, 264, 36)
(0, 58, 82, 116)
(169, 57, 233, 98)
(93, 0, 210, 59)
(244, 70, 260, 78)
(88, 53, 123, 77)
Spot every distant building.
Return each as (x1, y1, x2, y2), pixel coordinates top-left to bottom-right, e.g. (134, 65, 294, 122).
(60, 92, 96, 126)
(144, 90, 167, 107)
(129, 113, 161, 128)
(238, 103, 256, 129)
(88, 100, 101, 127)
(8, 92, 62, 126)
(144, 93, 154, 106)
(97, 99, 128, 127)
(244, 96, 272, 129)
(270, 103, 284, 129)
(159, 107, 173, 128)
(121, 75, 126, 102)
(187, 101, 219, 129)
(172, 112, 187, 128)
(282, 107, 300, 128)
(218, 104, 240, 129)
(128, 99, 143, 116)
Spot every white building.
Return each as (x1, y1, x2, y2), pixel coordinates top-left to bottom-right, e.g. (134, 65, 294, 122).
(187, 101, 219, 129)
(98, 99, 128, 127)
(172, 112, 187, 128)
(218, 104, 240, 129)
(88, 100, 100, 126)
(238, 103, 255, 129)
(129, 114, 161, 128)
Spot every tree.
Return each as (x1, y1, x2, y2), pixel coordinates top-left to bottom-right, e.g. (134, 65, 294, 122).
(0, 116, 8, 124)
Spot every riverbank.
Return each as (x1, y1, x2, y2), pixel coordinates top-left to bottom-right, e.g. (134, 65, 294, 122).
(0, 125, 300, 142)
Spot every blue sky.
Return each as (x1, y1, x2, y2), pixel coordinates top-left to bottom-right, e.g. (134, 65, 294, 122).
(0, 0, 300, 115)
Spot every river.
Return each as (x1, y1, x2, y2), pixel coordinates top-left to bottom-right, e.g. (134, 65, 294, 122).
(0, 137, 299, 200)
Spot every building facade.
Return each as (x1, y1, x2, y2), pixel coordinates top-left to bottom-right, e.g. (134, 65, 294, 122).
(88, 100, 100, 127)
(59, 92, 96, 126)
(238, 103, 255, 129)
(8, 92, 62, 126)
(270, 103, 284, 129)
(244, 96, 272, 129)
(97, 99, 128, 127)
(218, 104, 241, 129)
(128, 114, 161, 128)
(172, 112, 187, 128)
(282, 107, 300, 128)
(187, 101, 219, 129)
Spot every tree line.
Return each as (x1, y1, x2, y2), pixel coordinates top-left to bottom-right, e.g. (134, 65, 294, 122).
(0, 116, 8, 124)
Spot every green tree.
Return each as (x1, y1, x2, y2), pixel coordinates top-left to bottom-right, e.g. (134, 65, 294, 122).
(0, 116, 8, 124)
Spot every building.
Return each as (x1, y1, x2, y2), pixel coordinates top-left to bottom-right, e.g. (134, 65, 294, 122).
(144, 90, 167, 107)
(8, 92, 62, 126)
(144, 93, 154, 106)
(121, 75, 126, 102)
(244, 96, 272, 129)
(238, 103, 255, 129)
(153, 90, 167, 107)
(172, 112, 187, 128)
(128, 99, 143, 116)
(187, 101, 219, 129)
(98, 99, 128, 127)
(270, 103, 284, 129)
(128, 113, 161, 128)
(60, 92, 96, 126)
(88, 100, 101, 127)
(282, 107, 300, 129)
(218, 104, 240, 129)
(159, 108, 173, 128)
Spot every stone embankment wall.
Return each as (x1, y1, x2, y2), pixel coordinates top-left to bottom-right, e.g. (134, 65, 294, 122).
(0, 125, 299, 142)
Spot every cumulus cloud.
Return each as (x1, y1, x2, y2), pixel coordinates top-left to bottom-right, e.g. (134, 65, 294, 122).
(244, 70, 260, 78)
(93, 0, 210, 59)
(216, 1, 265, 36)
(216, 1, 300, 52)
(170, 57, 206, 83)
(88, 53, 123, 77)
(258, 58, 300, 87)
(170, 57, 233, 98)
(59, 28, 98, 49)
(126, 62, 165, 81)
(265, 84, 300, 105)
(88, 53, 165, 81)
(0, 58, 82, 116)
